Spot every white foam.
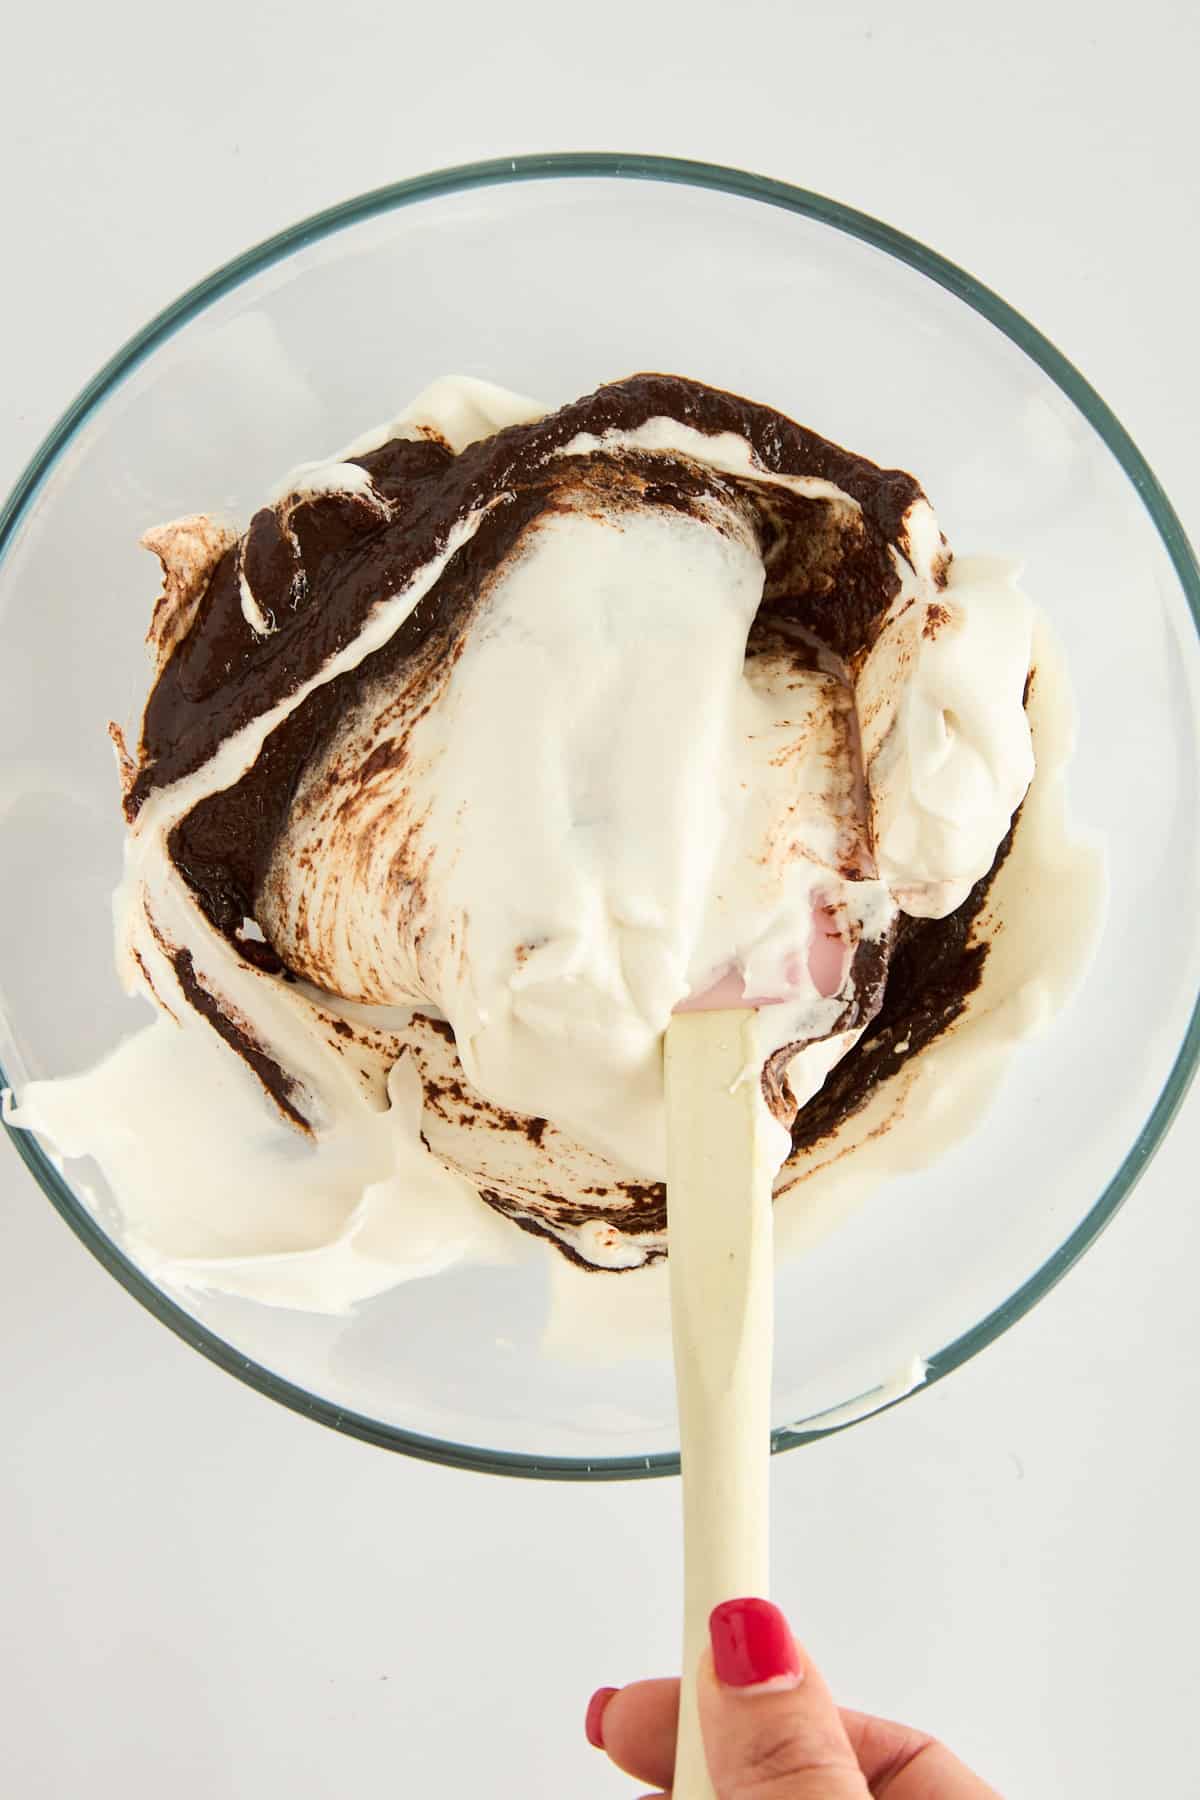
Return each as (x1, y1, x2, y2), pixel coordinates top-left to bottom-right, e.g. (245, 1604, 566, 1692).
(6, 379, 1072, 1327)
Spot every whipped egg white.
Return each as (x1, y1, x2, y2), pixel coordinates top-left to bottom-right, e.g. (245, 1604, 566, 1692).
(8, 375, 1066, 1312)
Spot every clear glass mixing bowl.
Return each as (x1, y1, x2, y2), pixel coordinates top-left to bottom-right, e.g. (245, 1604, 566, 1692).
(2, 154, 1197, 1477)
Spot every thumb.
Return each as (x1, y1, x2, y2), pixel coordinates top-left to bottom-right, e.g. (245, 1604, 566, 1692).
(699, 1598, 870, 1799)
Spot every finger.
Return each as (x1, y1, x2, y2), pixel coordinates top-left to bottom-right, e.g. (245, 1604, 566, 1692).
(839, 1709, 1003, 1798)
(587, 1683, 938, 1793)
(585, 1678, 680, 1788)
(700, 1598, 870, 1798)
(587, 1670, 1001, 1799)
(838, 1708, 936, 1788)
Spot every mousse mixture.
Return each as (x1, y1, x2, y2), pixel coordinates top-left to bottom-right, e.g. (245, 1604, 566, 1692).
(11, 374, 1066, 1309)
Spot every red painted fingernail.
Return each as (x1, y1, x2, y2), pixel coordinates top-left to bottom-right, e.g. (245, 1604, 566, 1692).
(585, 1686, 618, 1749)
(709, 1598, 801, 1690)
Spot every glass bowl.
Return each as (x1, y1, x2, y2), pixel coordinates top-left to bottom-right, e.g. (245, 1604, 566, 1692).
(2, 154, 1197, 1478)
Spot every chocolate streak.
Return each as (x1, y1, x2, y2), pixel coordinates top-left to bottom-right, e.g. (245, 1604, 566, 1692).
(169, 947, 310, 1132)
(789, 818, 1018, 1156)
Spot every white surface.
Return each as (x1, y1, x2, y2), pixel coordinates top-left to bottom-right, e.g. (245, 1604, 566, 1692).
(3, 2, 1198, 1794)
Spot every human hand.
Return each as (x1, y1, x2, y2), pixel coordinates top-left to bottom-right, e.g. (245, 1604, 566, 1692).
(585, 1597, 1002, 1797)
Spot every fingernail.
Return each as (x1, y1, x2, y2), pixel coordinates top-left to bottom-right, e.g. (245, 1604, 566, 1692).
(709, 1598, 802, 1691)
(585, 1686, 618, 1749)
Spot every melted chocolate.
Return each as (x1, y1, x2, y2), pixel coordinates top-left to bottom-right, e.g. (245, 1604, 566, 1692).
(789, 818, 1017, 1156)
(132, 374, 922, 815)
(169, 947, 310, 1132)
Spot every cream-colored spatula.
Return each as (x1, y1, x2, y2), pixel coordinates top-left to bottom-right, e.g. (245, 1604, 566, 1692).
(665, 1006, 777, 1800)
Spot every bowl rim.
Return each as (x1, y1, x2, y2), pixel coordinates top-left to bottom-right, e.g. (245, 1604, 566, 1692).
(2, 150, 1198, 1480)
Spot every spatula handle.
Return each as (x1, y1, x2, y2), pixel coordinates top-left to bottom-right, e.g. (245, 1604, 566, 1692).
(665, 1009, 775, 1800)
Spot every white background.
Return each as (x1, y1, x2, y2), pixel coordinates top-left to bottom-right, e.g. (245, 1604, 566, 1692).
(3, 3, 1198, 1794)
